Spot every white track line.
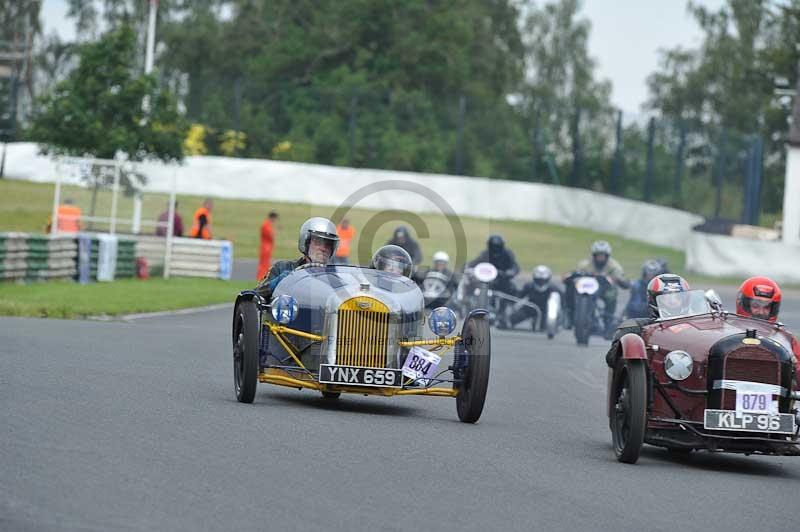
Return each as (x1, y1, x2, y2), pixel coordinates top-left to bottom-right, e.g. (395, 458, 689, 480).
(90, 303, 231, 322)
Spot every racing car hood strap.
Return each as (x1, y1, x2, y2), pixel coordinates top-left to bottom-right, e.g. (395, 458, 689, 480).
(712, 379, 787, 397)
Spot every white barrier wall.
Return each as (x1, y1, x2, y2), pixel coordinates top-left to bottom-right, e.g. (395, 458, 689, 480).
(5, 142, 703, 251)
(687, 231, 800, 283)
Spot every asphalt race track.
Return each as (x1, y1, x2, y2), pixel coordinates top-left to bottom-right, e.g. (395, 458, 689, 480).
(3, 285, 800, 532)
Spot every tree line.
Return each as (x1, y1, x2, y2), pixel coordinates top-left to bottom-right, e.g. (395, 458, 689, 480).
(5, 0, 800, 220)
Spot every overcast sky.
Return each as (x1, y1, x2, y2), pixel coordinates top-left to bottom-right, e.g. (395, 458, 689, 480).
(39, 0, 726, 114)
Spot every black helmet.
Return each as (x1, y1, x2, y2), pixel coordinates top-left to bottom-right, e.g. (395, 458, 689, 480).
(646, 274, 690, 319)
(370, 245, 414, 277)
(487, 234, 505, 253)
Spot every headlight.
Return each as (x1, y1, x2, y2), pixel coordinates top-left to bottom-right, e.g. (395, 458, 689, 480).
(664, 350, 693, 381)
(271, 295, 299, 324)
(428, 307, 457, 336)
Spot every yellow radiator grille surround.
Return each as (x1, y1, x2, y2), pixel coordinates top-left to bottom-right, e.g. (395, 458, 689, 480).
(336, 296, 390, 368)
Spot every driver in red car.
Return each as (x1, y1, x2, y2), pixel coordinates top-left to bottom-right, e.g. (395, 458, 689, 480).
(735, 276, 800, 362)
(736, 276, 781, 322)
(604, 274, 690, 367)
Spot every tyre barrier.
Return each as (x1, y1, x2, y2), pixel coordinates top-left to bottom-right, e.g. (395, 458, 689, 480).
(0, 232, 233, 282)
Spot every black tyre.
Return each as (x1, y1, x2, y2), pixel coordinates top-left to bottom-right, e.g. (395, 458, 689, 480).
(321, 391, 341, 400)
(455, 314, 491, 423)
(233, 300, 259, 403)
(574, 295, 593, 346)
(610, 360, 648, 464)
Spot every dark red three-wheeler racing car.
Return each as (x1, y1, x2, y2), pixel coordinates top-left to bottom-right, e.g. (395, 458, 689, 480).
(607, 289, 800, 464)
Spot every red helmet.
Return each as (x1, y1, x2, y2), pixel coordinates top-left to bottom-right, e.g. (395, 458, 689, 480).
(736, 277, 781, 322)
(646, 274, 690, 318)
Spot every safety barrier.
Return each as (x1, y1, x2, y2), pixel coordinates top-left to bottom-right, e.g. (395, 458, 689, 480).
(5, 142, 703, 250)
(686, 231, 800, 284)
(0, 232, 232, 282)
(0, 233, 78, 281)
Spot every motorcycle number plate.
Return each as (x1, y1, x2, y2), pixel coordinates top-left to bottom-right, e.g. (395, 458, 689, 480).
(575, 277, 599, 295)
(474, 263, 498, 283)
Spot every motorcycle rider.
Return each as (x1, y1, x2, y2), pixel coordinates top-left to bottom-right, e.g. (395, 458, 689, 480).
(421, 251, 459, 308)
(736, 276, 782, 322)
(508, 265, 561, 331)
(386, 226, 423, 265)
(623, 259, 664, 319)
(256, 217, 339, 300)
(567, 241, 630, 336)
(467, 235, 520, 327)
(605, 274, 690, 367)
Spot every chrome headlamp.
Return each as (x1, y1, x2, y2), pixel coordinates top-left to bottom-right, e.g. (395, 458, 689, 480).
(428, 307, 457, 336)
(271, 295, 299, 324)
(664, 350, 693, 381)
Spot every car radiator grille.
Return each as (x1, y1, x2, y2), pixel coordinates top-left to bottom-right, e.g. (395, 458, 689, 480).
(336, 296, 390, 368)
(721, 346, 780, 410)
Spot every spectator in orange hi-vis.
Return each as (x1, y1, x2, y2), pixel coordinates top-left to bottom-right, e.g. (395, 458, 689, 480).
(48, 198, 82, 233)
(190, 199, 213, 239)
(257, 211, 279, 281)
(332, 218, 356, 264)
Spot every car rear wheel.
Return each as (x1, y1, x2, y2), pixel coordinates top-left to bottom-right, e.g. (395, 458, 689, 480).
(611, 360, 647, 464)
(233, 300, 259, 403)
(455, 314, 491, 423)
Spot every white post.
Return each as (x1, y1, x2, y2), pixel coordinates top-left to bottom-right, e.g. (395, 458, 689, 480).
(50, 160, 62, 236)
(132, 192, 142, 234)
(144, 0, 157, 75)
(109, 162, 120, 234)
(783, 147, 800, 245)
(163, 168, 176, 279)
(142, 0, 158, 114)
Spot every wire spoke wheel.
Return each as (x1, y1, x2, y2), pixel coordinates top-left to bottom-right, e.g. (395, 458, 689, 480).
(610, 361, 647, 464)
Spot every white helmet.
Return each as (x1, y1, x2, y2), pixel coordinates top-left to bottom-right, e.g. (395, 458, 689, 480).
(432, 251, 450, 265)
(298, 217, 339, 257)
(532, 265, 552, 292)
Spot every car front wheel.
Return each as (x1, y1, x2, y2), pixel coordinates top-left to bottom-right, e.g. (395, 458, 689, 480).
(455, 314, 491, 423)
(611, 360, 647, 464)
(233, 300, 259, 403)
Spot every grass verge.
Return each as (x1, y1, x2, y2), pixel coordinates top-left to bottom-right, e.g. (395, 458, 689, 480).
(0, 278, 252, 319)
(2, 178, 688, 273)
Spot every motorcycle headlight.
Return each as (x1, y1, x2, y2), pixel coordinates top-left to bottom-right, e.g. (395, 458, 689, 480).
(428, 307, 457, 337)
(271, 295, 299, 324)
(664, 350, 693, 381)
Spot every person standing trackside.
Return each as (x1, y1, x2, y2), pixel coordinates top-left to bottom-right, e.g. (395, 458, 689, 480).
(155, 201, 183, 237)
(257, 211, 279, 280)
(190, 199, 213, 239)
(333, 218, 356, 264)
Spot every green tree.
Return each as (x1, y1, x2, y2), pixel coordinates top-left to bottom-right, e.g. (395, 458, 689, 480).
(645, 0, 800, 217)
(30, 25, 186, 164)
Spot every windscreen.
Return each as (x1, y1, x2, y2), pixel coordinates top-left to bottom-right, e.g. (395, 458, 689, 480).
(656, 289, 711, 319)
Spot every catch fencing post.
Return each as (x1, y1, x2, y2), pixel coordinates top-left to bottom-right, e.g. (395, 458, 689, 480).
(610, 110, 623, 194)
(50, 159, 62, 236)
(570, 108, 582, 187)
(455, 95, 466, 175)
(348, 94, 358, 167)
(644, 117, 655, 202)
(673, 122, 686, 207)
(713, 130, 728, 219)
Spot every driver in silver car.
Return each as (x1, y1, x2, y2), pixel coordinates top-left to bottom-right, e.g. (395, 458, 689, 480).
(256, 217, 339, 300)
